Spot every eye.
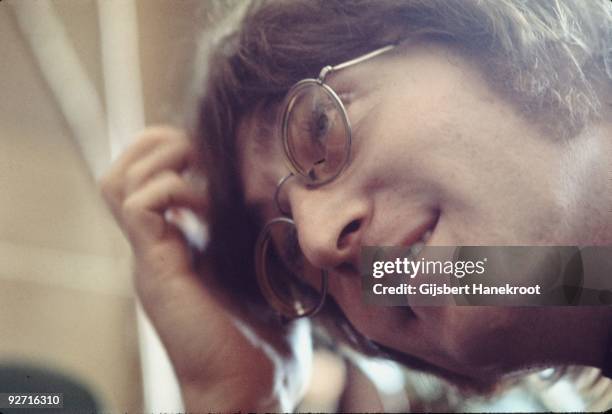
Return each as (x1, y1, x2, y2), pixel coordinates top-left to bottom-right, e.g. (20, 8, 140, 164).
(311, 110, 330, 142)
(301, 105, 332, 148)
(275, 226, 322, 290)
(284, 82, 350, 183)
(275, 225, 304, 274)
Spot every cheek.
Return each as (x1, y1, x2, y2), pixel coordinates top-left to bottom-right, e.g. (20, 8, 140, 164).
(413, 135, 566, 245)
(439, 186, 565, 245)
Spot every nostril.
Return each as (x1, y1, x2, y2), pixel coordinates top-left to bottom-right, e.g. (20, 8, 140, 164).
(338, 219, 361, 248)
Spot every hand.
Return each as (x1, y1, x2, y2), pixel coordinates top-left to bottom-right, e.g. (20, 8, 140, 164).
(99, 127, 310, 411)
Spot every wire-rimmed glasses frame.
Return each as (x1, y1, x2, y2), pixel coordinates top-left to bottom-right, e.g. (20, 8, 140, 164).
(255, 45, 396, 320)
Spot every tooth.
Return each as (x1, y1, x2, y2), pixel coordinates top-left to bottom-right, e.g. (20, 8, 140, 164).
(401, 245, 415, 262)
(422, 230, 432, 243)
(410, 241, 424, 257)
(404, 250, 415, 263)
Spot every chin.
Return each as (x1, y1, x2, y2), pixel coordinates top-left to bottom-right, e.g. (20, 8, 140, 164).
(376, 339, 506, 395)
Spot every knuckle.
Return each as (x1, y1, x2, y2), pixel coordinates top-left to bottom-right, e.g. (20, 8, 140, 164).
(163, 133, 192, 159)
(175, 135, 192, 151)
(99, 173, 119, 201)
(121, 196, 143, 219)
(160, 170, 184, 188)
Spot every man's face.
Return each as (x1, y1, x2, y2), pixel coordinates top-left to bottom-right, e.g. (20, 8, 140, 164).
(237, 42, 601, 381)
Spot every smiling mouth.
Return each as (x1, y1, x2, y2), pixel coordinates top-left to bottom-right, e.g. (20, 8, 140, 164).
(401, 211, 439, 256)
(337, 211, 440, 278)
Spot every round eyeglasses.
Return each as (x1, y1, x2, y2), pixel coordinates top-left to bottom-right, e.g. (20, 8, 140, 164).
(255, 45, 395, 319)
(255, 216, 329, 318)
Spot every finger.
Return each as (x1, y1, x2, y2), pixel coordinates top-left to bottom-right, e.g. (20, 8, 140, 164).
(124, 136, 194, 195)
(114, 126, 186, 175)
(99, 126, 186, 206)
(121, 171, 208, 245)
(134, 171, 208, 214)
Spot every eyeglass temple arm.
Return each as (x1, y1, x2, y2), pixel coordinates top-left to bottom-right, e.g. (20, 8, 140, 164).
(317, 45, 396, 82)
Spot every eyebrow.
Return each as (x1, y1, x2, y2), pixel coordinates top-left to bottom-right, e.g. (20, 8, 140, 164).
(251, 100, 281, 151)
(253, 118, 275, 149)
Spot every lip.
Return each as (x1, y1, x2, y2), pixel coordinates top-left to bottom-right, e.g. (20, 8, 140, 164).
(398, 211, 439, 248)
(339, 211, 440, 274)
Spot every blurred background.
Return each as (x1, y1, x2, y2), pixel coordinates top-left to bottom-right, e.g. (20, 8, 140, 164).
(0, 0, 225, 410)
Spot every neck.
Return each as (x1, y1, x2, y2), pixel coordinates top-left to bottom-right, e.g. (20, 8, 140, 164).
(541, 308, 612, 371)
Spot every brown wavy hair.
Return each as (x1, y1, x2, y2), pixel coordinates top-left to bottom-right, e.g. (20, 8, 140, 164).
(192, 0, 612, 388)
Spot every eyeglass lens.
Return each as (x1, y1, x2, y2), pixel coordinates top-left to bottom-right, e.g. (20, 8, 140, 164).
(284, 82, 349, 184)
(256, 218, 325, 316)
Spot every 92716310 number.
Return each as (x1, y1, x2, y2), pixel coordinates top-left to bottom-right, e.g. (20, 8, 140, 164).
(0, 393, 63, 408)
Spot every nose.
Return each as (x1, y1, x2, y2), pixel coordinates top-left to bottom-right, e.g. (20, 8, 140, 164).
(288, 185, 370, 270)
